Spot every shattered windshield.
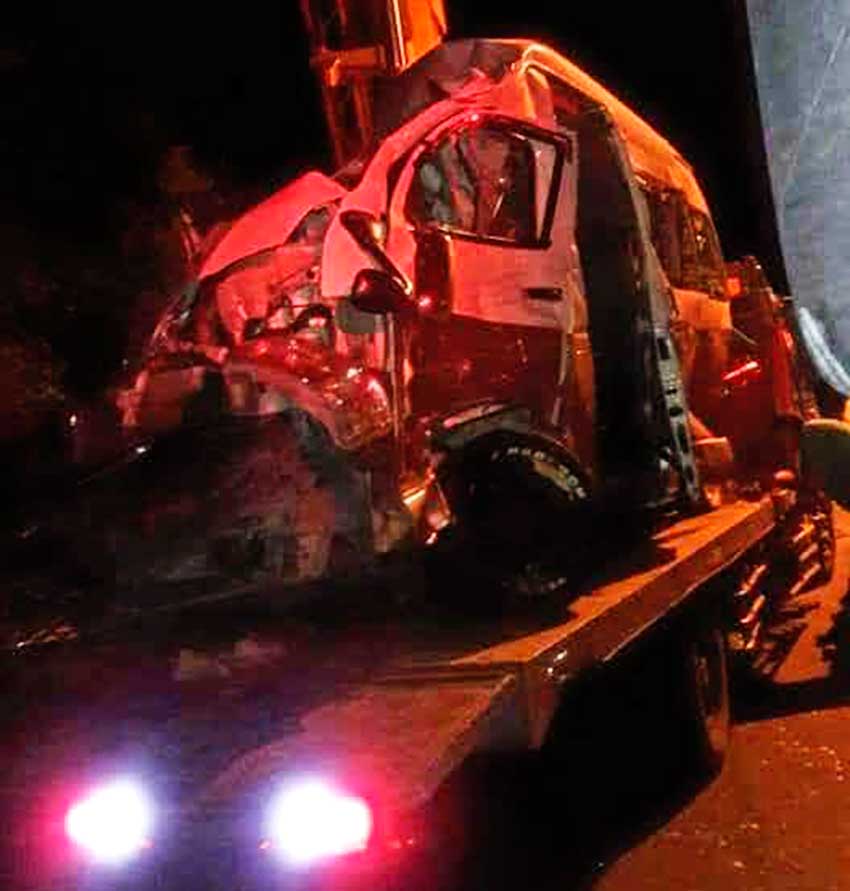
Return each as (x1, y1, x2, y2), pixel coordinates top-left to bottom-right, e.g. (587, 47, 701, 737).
(407, 125, 544, 243)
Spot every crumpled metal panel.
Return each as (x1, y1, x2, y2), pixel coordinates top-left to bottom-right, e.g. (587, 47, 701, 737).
(226, 337, 393, 451)
(747, 0, 850, 388)
(198, 171, 346, 281)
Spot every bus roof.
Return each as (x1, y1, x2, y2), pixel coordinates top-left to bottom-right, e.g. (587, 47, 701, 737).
(373, 38, 710, 214)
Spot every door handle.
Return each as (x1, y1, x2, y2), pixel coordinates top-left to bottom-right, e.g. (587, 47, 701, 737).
(524, 287, 563, 302)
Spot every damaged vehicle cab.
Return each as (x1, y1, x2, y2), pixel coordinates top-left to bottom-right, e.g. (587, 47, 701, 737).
(118, 39, 810, 592)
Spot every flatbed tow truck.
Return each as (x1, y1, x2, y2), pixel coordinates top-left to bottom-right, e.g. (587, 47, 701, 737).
(7, 488, 830, 890)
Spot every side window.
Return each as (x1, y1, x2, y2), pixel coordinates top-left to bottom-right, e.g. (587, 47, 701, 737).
(638, 183, 726, 298)
(687, 209, 726, 297)
(640, 184, 683, 286)
(407, 125, 558, 245)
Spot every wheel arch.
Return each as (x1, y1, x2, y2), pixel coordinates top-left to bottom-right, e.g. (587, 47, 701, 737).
(427, 404, 594, 554)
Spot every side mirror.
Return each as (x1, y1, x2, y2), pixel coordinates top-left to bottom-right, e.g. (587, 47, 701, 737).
(340, 209, 386, 254)
(350, 269, 411, 315)
(243, 317, 267, 340)
(340, 209, 412, 291)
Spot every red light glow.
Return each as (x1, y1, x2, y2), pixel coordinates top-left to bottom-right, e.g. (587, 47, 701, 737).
(726, 276, 742, 298)
(722, 359, 762, 385)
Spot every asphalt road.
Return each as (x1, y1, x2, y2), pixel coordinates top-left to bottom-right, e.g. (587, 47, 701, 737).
(589, 505, 850, 891)
(448, 507, 850, 891)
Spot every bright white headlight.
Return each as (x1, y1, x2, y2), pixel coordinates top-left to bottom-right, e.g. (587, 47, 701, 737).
(65, 778, 153, 864)
(265, 777, 372, 866)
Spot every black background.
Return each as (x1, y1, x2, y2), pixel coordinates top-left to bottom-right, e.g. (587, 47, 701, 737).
(1, 0, 784, 390)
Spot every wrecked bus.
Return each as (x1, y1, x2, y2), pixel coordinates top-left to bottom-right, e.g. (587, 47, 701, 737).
(48, 38, 827, 602)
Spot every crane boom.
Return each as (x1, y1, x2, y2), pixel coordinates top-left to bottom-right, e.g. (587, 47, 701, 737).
(299, 0, 447, 166)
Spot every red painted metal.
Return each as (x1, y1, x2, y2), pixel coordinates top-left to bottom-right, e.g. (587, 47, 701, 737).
(198, 172, 346, 281)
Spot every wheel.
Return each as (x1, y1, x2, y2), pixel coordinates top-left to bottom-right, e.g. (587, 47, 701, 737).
(675, 623, 731, 776)
(440, 431, 593, 600)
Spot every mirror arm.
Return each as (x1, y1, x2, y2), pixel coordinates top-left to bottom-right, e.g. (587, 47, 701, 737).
(340, 210, 413, 296)
(358, 238, 412, 296)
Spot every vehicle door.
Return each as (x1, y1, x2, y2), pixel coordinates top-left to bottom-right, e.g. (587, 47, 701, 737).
(387, 116, 586, 434)
(641, 186, 732, 429)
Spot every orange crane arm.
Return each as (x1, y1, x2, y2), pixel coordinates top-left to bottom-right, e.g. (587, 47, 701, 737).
(300, 0, 447, 166)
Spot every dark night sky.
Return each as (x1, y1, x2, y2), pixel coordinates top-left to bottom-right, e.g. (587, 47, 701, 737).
(1, 0, 785, 362)
(459, 1, 785, 288)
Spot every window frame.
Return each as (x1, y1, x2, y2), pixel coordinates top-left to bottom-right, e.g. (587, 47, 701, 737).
(637, 175, 727, 299)
(638, 179, 684, 287)
(686, 207, 727, 299)
(403, 115, 569, 251)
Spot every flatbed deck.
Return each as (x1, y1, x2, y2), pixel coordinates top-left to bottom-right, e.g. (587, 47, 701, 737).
(205, 498, 777, 815)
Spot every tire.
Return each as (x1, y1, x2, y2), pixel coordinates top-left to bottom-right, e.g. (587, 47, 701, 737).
(675, 623, 731, 777)
(426, 432, 594, 612)
(448, 431, 593, 575)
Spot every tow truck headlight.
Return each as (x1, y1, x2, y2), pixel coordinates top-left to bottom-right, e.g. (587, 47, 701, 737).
(65, 778, 153, 864)
(264, 778, 373, 866)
